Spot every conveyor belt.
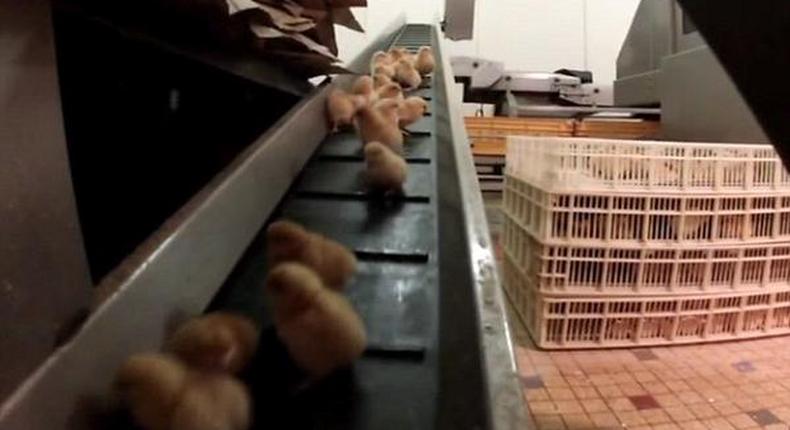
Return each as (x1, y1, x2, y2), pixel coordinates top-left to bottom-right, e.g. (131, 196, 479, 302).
(209, 24, 445, 429)
(0, 22, 526, 430)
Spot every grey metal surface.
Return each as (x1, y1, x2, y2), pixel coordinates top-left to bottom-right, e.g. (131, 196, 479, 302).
(613, 70, 661, 107)
(0, 0, 93, 404)
(660, 46, 769, 143)
(616, 0, 675, 79)
(506, 92, 660, 118)
(0, 16, 407, 427)
(443, 0, 475, 40)
(614, 0, 674, 105)
(434, 30, 530, 430)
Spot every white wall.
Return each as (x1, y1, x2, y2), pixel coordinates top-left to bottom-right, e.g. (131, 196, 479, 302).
(336, 0, 640, 87)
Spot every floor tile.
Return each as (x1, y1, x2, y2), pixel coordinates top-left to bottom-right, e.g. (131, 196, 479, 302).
(521, 375, 545, 389)
(580, 398, 609, 414)
(664, 405, 696, 422)
(747, 409, 782, 426)
(640, 408, 672, 425)
(629, 394, 661, 410)
(726, 413, 759, 429)
(589, 411, 619, 428)
(632, 349, 659, 361)
(733, 361, 756, 373)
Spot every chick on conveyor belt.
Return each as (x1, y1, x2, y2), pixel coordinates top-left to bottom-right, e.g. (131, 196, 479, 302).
(113, 44, 437, 430)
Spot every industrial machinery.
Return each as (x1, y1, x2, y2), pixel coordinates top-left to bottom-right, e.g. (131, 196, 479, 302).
(0, 3, 526, 429)
(615, 0, 769, 143)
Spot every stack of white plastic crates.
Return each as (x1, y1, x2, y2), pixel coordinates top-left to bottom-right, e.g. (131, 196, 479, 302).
(502, 136, 790, 349)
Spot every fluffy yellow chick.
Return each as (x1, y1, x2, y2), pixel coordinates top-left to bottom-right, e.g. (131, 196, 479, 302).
(169, 373, 251, 430)
(115, 353, 251, 430)
(266, 220, 357, 290)
(415, 46, 435, 76)
(371, 50, 392, 67)
(394, 59, 422, 90)
(166, 312, 258, 375)
(266, 263, 366, 379)
(350, 75, 376, 103)
(364, 142, 408, 193)
(356, 105, 404, 154)
(327, 88, 364, 132)
(375, 82, 403, 102)
(397, 96, 428, 128)
(372, 63, 396, 79)
(372, 73, 392, 89)
(373, 98, 400, 128)
(388, 47, 408, 61)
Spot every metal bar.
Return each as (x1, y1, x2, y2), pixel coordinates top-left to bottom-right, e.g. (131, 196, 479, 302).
(433, 27, 530, 430)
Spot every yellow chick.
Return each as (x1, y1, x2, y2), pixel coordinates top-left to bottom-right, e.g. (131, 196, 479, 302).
(375, 82, 404, 102)
(356, 105, 404, 154)
(364, 142, 408, 193)
(415, 46, 435, 76)
(266, 220, 357, 290)
(351, 75, 376, 104)
(327, 88, 364, 132)
(371, 50, 393, 67)
(388, 47, 408, 61)
(169, 373, 251, 430)
(394, 59, 422, 90)
(397, 96, 428, 128)
(372, 63, 396, 79)
(166, 312, 258, 375)
(373, 98, 400, 128)
(115, 353, 251, 430)
(372, 73, 393, 90)
(266, 263, 367, 379)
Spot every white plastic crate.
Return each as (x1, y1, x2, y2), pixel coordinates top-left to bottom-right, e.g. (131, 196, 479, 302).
(502, 215, 790, 295)
(506, 136, 790, 193)
(502, 258, 790, 349)
(504, 175, 790, 246)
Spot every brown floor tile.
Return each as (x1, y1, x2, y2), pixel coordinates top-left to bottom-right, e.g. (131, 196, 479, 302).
(676, 391, 705, 404)
(701, 417, 737, 430)
(615, 410, 648, 427)
(725, 413, 758, 429)
(640, 409, 672, 425)
(530, 400, 559, 415)
(678, 420, 708, 430)
(689, 403, 719, 420)
(653, 424, 682, 430)
(620, 382, 648, 396)
(561, 413, 593, 429)
(570, 386, 599, 400)
(580, 398, 609, 414)
(554, 400, 584, 414)
(607, 397, 637, 412)
(589, 411, 620, 428)
(666, 380, 693, 392)
(710, 402, 740, 416)
(548, 387, 576, 401)
(525, 388, 550, 401)
(654, 393, 683, 407)
(596, 385, 624, 399)
(642, 380, 671, 395)
(534, 414, 566, 430)
(664, 405, 696, 422)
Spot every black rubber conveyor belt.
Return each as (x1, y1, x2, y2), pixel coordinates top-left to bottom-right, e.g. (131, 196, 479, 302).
(204, 25, 461, 430)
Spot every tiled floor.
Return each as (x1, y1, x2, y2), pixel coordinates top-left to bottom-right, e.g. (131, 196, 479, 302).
(482, 192, 790, 430)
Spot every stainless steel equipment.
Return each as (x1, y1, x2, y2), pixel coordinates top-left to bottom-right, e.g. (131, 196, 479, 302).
(452, 56, 658, 118)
